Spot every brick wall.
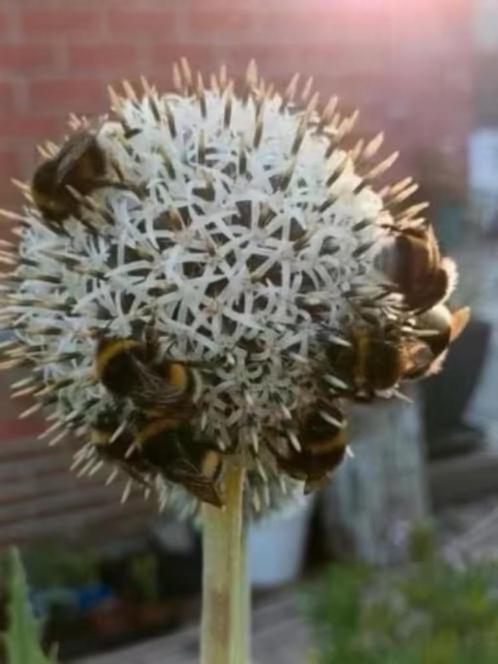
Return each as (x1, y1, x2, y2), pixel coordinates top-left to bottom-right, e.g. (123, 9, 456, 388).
(0, 0, 472, 210)
(0, 0, 473, 544)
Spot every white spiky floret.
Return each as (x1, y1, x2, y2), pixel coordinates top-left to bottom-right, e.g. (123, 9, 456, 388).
(0, 63, 424, 514)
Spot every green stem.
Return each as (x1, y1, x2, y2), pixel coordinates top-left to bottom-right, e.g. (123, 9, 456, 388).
(201, 463, 249, 664)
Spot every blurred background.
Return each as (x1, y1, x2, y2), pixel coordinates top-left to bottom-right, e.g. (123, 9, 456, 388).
(1, 1, 498, 662)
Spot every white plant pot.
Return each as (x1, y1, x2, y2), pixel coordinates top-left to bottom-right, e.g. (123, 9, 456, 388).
(248, 496, 315, 588)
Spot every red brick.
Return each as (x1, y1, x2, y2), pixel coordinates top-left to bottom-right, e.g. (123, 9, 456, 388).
(186, 7, 254, 34)
(0, 113, 62, 140)
(106, 9, 178, 35)
(0, 9, 9, 34)
(0, 44, 55, 71)
(67, 43, 140, 71)
(20, 9, 101, 36)
(0, 81, 17, 114)
(28, 79, 105, 113)
(0, 150, 20, 190)
(250, 5, 390, 38)
(0, 418, 44, 440)
(148, 43, 218, 71)
(220, 44, 303, 76)
(252, 8, 343, 35)
(251, 0, 341, 9)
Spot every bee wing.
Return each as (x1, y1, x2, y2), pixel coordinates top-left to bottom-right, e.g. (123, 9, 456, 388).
(167, 458, 223, 507)
(404, 340, 435, 378)
(304, 477, 329, 494)
(120, 463, 152, 488)
(439, 257, 458, 304)
(424, 349, 449, 376)
(94, 445, 151, 488)
(450, 306, 470, 342)
(187, 482, 223, 507)
(54, 131, 96, 185)
(130, 360, 185, 409)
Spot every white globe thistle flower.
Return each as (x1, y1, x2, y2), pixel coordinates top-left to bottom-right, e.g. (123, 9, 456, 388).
(0, 61, 467, 516)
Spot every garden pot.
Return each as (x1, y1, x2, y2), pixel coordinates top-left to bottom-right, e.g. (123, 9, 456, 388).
(134, 601, 174, 630)
(85, 597, 133, 639)
(248, 496, 315, 588)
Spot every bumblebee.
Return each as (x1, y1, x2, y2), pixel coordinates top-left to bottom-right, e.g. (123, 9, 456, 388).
(31, 123, 138, 223)
(270, 406, 347, 493)
(90, 413, 151, 486)
(377, 224, 457, 313)
(91, 412, 223, 506)
(134, 418, 224, 506)
(403, 304, 470, 380)
(94, 335, 202, 419)
(326, 325, 433, 401)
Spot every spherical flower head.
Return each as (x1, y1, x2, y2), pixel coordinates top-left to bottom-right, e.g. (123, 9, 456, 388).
(0, 61, 466, 516)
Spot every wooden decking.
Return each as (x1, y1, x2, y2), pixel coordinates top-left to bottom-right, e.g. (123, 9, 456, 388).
(74, 591, 312, 664)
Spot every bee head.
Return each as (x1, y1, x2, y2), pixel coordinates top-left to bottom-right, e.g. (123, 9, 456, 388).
(31, 160, 69, 220)
(92, 410, 120, 435)
(32, 158, 58, 189)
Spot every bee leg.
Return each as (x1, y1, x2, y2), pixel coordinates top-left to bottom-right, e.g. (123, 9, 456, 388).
(123, 127, 142, 140)
(172, 473, 224, 507)
(220, 438, 238, 454)
(201, 449, 224, 482)
(42, 217, 71, 236)
(77, 214, 103, 236)
(91, 179, 146, 198)
(192, 482, 224, 507)
(304, 476, 329, 494)
(123, 465, 152, 488)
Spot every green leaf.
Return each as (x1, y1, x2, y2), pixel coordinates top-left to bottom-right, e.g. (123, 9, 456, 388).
(304, 557, 498, 664)
(1, 548, 56, 664)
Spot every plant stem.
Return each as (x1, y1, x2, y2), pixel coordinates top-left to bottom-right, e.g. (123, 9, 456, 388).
(201, 463, 249, 664)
